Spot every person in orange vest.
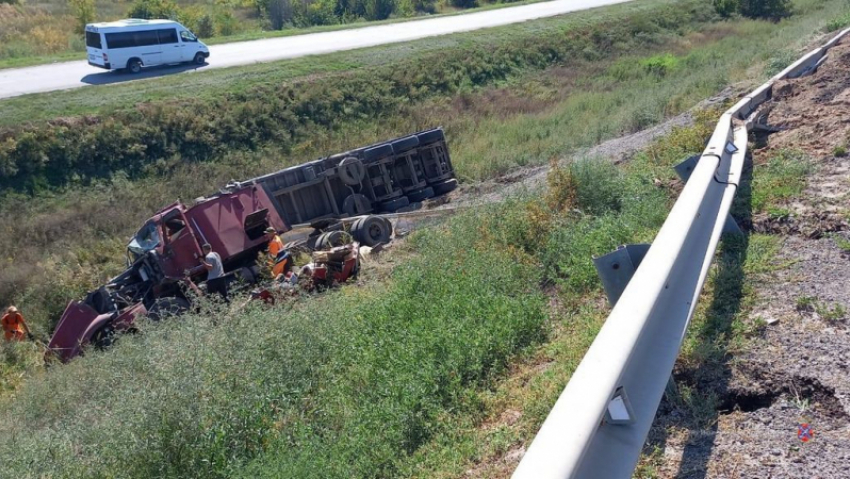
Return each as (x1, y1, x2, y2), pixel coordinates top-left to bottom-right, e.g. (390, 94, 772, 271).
(266, 227, 296, 282)
(266, 227, 285, 259)
(2, 306, 31, 342)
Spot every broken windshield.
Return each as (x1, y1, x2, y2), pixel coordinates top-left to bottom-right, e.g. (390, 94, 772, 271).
(128, 221, 160, 256)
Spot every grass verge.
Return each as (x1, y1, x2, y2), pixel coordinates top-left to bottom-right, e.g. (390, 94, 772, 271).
(0, 146, 673, 477)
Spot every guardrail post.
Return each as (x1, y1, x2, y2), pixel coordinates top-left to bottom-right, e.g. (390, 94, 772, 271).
(592, 244, 651, 306)
(674, 155, 742, 235)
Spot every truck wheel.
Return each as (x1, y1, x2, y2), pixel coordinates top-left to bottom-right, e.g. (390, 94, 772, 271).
(127, 59, 142, 74)
(193, 52, 206, 65)
(380, 196, 409, 213)
(353, 215, 391, 247)
(148, 297, 190, 322)
(417, 128, 444, 145)
(406, 187, 434, 203)
(432, 178, 458, 196)
(343, 194, 371, 216)
(338, 157, 366, 185)
(364, 144, 393, 162)
(391, 135, 420, 153)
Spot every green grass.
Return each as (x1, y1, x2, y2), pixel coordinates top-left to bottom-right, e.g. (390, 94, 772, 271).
(750, 149, 812, 213)
(0, 152, 673, 478)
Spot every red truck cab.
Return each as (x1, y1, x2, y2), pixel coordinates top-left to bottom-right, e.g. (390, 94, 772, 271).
(48, 185, 288, 362)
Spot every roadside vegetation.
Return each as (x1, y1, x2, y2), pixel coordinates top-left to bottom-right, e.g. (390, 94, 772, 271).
(0, 125, 676, 478)
(0, 0, 532, 69)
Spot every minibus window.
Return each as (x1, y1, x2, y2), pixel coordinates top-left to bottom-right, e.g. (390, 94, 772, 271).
(158, 28, 178, 45)
(106, 30, 159, 49)
(180, 30, 198, 42)
(85, 31, 102, 49)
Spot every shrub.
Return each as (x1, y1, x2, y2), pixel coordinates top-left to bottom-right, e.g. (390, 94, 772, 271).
(69, 0, 96, 34)
(195, 13, 215, 37)
(265, 0, 292, 29)
(216, 10, 238, 36)
(826, 12, 850, 32)
(713, 0, 739, 17)
(128, 0, 181, 19)
(362, 0, 396, 20)
(715, 0, 793, 19)
(641, 53, 679, 77)
(740, 0, 793, 19)
(450, 0, 478, 8)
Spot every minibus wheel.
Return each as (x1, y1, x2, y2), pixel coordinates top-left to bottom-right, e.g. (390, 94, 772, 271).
(127, 59, 142, 74)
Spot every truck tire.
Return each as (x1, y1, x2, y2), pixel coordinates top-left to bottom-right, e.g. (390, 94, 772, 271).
(432, 178, 458, 196)
(316, 230, 350, 249)
(391, 135, 420, 153)
(148, 297, 190, 322)
(193, 52, 206, 65)
(364, 144, 393, 162)
(406, 187, 434, 203)
(417, 129, 444, 145)
(339, 157, 366, 185)
(343, 193, 371, 216)
(127, 58, 142, 74)
(235, 266, 257, 284)
(352, 215, 391, 247)
(380, 196, 409, 213)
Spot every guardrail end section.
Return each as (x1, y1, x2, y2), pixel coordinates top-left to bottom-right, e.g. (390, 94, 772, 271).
(592, 244, 651, 306)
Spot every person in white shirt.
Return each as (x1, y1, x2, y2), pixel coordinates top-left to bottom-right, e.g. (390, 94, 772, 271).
(201, 243, 229, 304)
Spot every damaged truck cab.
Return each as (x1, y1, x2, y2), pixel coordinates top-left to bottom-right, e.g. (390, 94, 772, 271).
(47, 185, 288, 362)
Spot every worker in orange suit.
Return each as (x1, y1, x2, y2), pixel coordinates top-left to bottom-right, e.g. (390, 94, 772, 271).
(266, 227, 293, 280)
(266, 227, 285, 259)
(2, 306, 31, 342)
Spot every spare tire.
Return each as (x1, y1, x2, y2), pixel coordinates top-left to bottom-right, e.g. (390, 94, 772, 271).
(338, 157, 366, 185)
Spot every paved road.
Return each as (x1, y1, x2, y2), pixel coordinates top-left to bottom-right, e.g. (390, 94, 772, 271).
(0, 0, 631, 100)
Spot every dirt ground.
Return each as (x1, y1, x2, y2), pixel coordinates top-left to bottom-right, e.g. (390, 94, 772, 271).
(652, 39, 850, 478)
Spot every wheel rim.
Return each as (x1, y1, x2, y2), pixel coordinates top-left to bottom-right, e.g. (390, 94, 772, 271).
(368, 223, 382, 242)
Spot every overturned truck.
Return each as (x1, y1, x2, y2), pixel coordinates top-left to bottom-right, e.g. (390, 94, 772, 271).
(48, 128, 456, 362)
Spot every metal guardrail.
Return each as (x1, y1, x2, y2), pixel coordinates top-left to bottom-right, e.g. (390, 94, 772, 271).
(512, 27, 850, 479)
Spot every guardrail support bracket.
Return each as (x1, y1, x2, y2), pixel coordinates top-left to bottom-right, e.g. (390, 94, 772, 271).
(593, 244, 651, 307)
(605, 386, 636, 425)
(674, 155, 743, 236)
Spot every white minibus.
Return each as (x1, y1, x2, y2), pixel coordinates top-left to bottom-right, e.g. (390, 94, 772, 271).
(85, 19, 210, 73)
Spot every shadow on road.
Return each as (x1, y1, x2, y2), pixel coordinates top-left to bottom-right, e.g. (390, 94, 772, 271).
(81, 61, 208, 85)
